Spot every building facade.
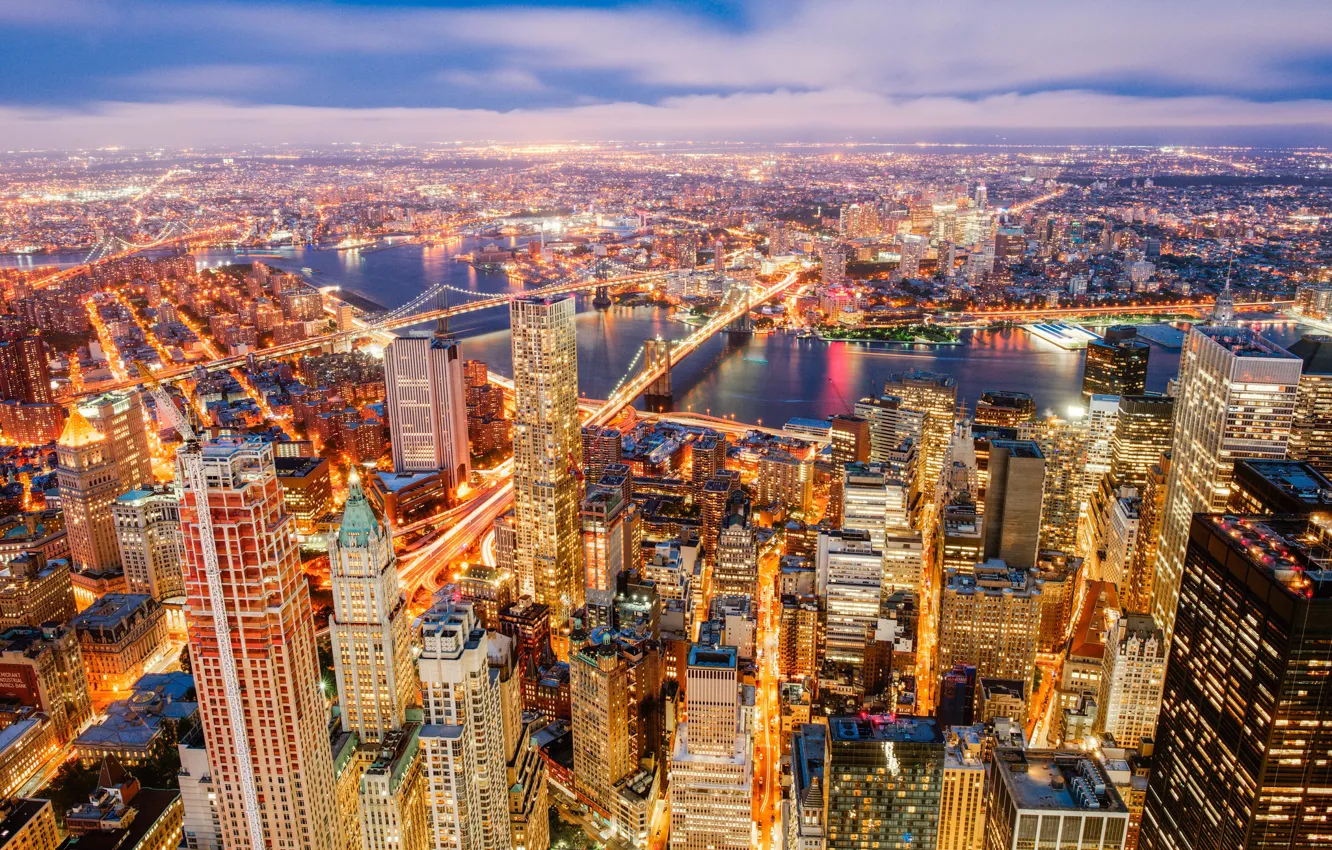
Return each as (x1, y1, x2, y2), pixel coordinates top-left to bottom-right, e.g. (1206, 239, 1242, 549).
(180, 438, 337, 850)
(510, 295, 583, 626)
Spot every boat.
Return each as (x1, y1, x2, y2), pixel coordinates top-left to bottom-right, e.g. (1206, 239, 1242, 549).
(743, 356, 769, 364)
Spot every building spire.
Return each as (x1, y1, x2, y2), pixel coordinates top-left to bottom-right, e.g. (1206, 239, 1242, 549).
(337, 465, 385, 548)
(1210, 250, 1237, 326)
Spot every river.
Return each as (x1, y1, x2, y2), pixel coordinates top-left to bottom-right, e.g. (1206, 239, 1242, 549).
(8, 243, 1318, 424)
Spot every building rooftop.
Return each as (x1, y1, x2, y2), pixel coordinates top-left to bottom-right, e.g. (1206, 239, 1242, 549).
(0, 799, 50, 847)
(994, 749, 1127, 812)
(828, 714, 943, 745)
(687, 644, 737, 669)
(71, 594, 157, 633)
(1197, 326, 1300, 360)
(1199, 514, 1332, 600)
(990, 439, 1043, 459)
(273, 455, 327, 478)
(1233, 459, 1332, 512)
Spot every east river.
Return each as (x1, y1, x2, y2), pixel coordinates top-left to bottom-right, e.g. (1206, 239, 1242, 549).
(7, 242, 1319, 424)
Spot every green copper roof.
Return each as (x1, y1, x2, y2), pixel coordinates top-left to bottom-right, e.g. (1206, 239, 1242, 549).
(338, 467, 385, 548)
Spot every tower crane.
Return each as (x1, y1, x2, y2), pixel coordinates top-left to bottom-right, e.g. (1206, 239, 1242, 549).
(135, 363, 265, 849)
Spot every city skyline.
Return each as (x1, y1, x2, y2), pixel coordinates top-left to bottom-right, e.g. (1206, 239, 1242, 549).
(1, 85, 1331, 848)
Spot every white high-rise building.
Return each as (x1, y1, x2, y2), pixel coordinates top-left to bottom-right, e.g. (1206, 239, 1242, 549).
(1151, 328, 1300, 641)
(329, 468, 415, 744)
(385, 319, 471, 493)
(417, 600, 511, 850)
(1084, 393, 1121, 487)
(113, 486, 183, 600)
(669, 645, 752, 850)
(816, 528, 884, 667)
(511, 295, 584, 626)
(1094, 612, 1167, 747)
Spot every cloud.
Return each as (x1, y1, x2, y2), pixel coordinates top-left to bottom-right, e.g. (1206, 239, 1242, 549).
(113, 64, 296, 95)
(3, 89, 1331, 149)
(436, 68, 545, 92)
(2, 0, 1332, 145)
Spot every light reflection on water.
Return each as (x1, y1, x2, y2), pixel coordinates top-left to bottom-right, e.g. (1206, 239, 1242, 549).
(16, 243, 1317, 425)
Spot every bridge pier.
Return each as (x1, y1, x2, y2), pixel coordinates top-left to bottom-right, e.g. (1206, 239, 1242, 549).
(592, 285, 613, 309)
(643, 337, 673, 412)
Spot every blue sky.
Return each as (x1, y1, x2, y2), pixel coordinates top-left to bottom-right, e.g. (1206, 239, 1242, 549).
(3, 0, 1332, 147)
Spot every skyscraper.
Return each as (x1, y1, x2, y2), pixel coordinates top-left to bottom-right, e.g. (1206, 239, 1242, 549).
(853, 395, 924, 472)
(1033, 415, 1087, 555)
(974, 390, 1036, 429)
(882, 371, 957, 499)
(938, 559, 1042, 702)
(983, 440, 1045, 570)
(0, 335, 52, 405)
(580, 426, 622, 482)
(938, 731, 986, 850)
(1109, 395, 1175, 488)
(581, 485, 629, 628)
(669, 645, 751, 850)
(1094, 612, 1166, 748)
(570, 633, 634, 815)
(77, 390, 154, 492)
(56, 410, 122, 573)
(1286, 334, 1332, 475)
(330, 469, 414, 744)
(384, 321, 471, 493)
(180, 437, 336, 850)
(1151, 328, 1300, 641)
(816, 528, 883, 668)
(826, 714, 944, 850)
(417, 600, 511, 850)
(113, 486, 183, 600)
(1141, 514, 1332, 850)
(511, 295, 583, 626)
(1082, 326, 1149, 400)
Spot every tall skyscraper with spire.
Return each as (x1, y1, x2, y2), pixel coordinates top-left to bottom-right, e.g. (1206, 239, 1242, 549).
(329, 468, 415, 743)
(384, 309, 471, 494)
(180, 437, 337, 850)
(56, 409, 122, 572)
(510, 295, 583, 626)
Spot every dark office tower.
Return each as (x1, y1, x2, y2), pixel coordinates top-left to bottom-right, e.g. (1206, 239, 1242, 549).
(826, 714, 944, 850)
(983, 440, 1046, 570)
(1287, 334, 1332, 475)
(1140, 514, 1332, 850)
(1109, 394, 1175, 488)
(581, 426, 623, 483)
(0, 335, 52, 404)
(1082, 327, 1150, 400)
(1228, 459, 1332, 516)
(936, 664, 977, 728)
(828, 414, 870, 466)
(974, 391, 1036, 430)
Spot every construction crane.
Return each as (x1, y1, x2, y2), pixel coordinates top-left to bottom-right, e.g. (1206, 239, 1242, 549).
(135, 363, 265, 849)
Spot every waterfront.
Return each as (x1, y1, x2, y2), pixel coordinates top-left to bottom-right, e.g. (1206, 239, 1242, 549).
(11, 243, 1318, 424)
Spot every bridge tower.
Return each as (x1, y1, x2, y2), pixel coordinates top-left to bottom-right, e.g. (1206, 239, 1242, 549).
(592, 259, 613, 309)
(643, 336, 673, 412)
(724, 282, 754, 339)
